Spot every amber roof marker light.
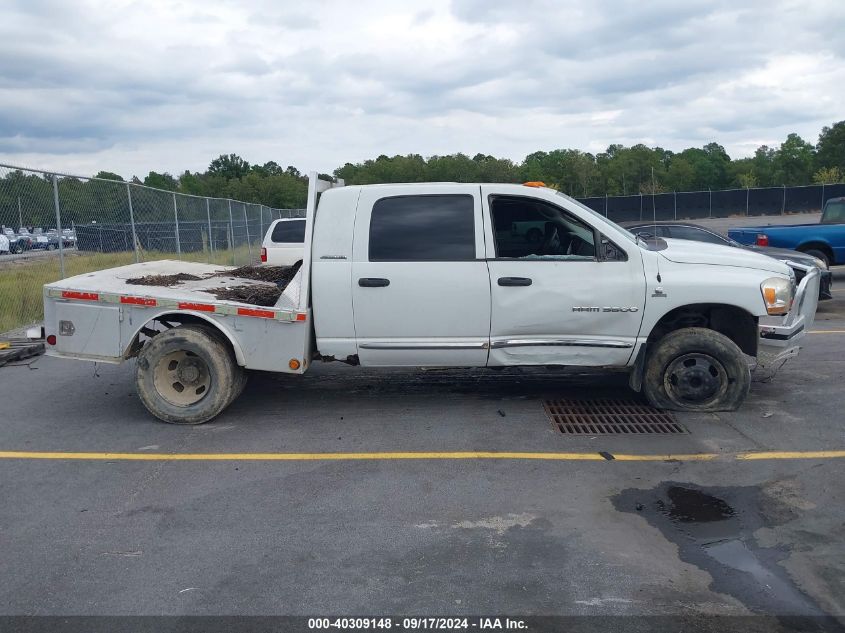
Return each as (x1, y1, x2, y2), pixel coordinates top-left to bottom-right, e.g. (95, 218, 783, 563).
(522, 181, 547, 188)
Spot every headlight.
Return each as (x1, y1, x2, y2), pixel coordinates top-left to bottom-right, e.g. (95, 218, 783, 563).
(811, 256, 828, 270)
(760, 277, 793, 315)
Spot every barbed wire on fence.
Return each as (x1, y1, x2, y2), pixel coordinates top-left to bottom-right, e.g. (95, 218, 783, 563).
(0, 162, 304, 334)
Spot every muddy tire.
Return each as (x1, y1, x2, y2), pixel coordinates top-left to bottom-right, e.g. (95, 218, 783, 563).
(135, 325, 241, 424)
(643, 327, 750, 412)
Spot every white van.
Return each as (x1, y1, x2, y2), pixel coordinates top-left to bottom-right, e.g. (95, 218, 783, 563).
(260, 218, 305, 266)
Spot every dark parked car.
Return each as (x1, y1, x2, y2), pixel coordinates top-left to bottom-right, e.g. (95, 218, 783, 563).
(624, 221, 832, 300)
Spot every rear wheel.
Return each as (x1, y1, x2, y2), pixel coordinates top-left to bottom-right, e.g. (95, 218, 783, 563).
(135, 325, 243, 424)
(643, 327, 750, 412)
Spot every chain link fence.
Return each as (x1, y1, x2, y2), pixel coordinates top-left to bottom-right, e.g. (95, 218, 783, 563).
(576, 182, 845, 223)
(0, 163, 304, 334)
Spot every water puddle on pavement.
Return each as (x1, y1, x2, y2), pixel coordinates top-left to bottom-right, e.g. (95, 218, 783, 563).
(613, 483, 830, 618)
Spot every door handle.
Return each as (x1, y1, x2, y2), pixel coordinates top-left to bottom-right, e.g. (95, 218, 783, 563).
(358, 277, 390, 287)
(498, 277, 532, 286)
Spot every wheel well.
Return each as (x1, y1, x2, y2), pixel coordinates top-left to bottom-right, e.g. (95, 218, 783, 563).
(797, 241, 833, 263)
(124, 313, 240, 362)
(648, 304, 758, 356)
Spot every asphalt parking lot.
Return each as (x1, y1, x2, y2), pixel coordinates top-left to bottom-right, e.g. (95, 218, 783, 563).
(1, 271, 844, 622)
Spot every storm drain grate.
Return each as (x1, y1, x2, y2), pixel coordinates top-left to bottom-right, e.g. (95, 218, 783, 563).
(543, 398, 687, 435)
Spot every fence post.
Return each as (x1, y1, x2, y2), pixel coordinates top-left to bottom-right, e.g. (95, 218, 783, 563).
(639, 193, 643, 221)
(708, 188, 712, 218)
(821, 183, 825, 212)
(227, 200, 235, 265)
(172, 193, 181, 257)
(126, 183, 139, 263)
(781, 184, 786, 215)
(673, 191, 677, 220)
(243, 203, 252, 263)
(205, 198, 213, 259)
(604, 194, 608, 217)
(746, 187, 750, 216)
(51, 174, 65, 279)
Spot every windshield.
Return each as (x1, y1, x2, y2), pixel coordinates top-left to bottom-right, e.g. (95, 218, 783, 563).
(555, 190, 637, 243)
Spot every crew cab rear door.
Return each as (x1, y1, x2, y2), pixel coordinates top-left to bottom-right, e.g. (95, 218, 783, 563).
(482, 187, 646, 367)
(351, 185, 490, 367)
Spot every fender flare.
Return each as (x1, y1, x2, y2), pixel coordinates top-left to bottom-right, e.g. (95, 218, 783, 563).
(124, 310, 247, 366)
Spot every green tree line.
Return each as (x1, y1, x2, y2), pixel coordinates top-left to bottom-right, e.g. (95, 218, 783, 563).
(2, 121, 845, 229)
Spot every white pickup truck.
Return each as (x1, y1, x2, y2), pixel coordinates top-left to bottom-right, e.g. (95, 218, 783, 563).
(43, 175, 819, 424)
(260, 217, 305, 266)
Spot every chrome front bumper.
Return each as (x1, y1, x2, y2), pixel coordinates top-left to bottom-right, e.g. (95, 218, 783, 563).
(757, 265, 820, 368)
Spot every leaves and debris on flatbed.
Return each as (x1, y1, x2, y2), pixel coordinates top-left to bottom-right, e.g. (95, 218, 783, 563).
(213, 262, 301, 286)
(207, 285, 281, 307)
(126, 273, 202, 286)
(124, 263, 300, 307)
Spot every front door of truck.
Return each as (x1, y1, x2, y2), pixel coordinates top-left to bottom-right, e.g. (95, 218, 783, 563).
(351, 185, 491, 367)
(483, 189, 646, 367)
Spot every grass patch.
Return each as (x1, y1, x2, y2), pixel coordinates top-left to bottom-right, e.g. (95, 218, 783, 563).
(0, 246, 256, 334)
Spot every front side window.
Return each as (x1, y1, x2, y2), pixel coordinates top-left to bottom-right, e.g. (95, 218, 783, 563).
(271, 219, 306, 243)
(369, 195, 476, 261)
(490, 196, 596, 260)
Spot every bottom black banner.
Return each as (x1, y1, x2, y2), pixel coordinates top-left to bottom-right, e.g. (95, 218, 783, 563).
(0, 616, 843, 633)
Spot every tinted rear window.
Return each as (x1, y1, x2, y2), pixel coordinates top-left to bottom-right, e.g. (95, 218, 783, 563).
(271, 220, 306, 243)
(369, 195, 475, 261)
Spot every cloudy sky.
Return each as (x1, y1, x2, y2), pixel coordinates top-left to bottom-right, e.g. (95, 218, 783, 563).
(1, 0, 843, 179)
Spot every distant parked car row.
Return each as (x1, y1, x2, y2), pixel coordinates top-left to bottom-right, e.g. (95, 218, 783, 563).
(0, 227, 76, 254)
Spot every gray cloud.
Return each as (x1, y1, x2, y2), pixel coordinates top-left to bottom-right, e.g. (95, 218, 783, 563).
(0, 0, 842, 177)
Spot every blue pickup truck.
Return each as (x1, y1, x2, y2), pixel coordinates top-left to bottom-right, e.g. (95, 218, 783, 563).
(729, 197, 845, 267)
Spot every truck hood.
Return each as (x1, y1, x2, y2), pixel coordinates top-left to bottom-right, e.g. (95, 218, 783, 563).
(657, 238, 790, 274)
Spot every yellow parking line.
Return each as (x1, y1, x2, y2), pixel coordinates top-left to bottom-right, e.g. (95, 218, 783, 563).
(0, 451, 605, 462)
(0, 450, 842, 462)
(808, 330, 845, 334)
(737, 450, 845, 460)
(611, 453, 718, 461)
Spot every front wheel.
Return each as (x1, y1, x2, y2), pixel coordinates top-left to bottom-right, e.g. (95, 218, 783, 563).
(135, 325, 243, 424)
(643, 327, 750, 412)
